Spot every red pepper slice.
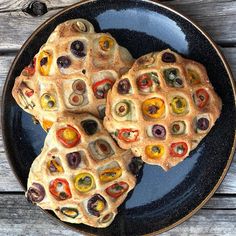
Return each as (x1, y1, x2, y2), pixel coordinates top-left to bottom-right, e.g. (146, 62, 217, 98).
(19, 82, 34, 97)
(117, 129, 139, 143)
(137, 74, 153, 90)
(56, 125, 81, 148)
(49, 178, 72, 200)
(105, 181, 129, 198)
(92, 78, 114, 99)
(170, 142, 188, 157)
(22, 58, 36, 76)
(25, 89, 34, 97)
(194, 88, 209, 108)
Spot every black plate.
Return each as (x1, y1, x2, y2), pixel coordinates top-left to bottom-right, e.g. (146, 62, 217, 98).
(2, 0, 236, 235)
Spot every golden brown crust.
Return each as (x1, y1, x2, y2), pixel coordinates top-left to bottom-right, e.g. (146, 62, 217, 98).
(12, 19, 134, 130)
(104, 49, 222, 170)
(27, 113, 137, 228)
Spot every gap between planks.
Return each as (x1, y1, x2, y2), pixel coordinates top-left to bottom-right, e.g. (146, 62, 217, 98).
(0, 0, 235, 50)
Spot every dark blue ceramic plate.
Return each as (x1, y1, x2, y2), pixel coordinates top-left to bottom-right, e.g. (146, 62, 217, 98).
(2, 0, 236, 235)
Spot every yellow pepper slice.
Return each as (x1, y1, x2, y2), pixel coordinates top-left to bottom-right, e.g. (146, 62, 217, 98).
(145, 145, 164, 159)
(94, 200, 105, 211)
(40, 93, 56, 111)
(99, 167, 122, 183)
(74, 173, 95, 193)
(42, 119, 53, 132)
(99, 36, 114, 51)
(38, 51, 52, 76)
(142, 98, 165, 119)
(187, 69, 201, 85)
(170, 96, 188, 114)
(47, 159, 64, 173)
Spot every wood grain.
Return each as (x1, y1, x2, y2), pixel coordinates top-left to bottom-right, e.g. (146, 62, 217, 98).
(0, 0, 235, 50)
(0, 194, 235, 236)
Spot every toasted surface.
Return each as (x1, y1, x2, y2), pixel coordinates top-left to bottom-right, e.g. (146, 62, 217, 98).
(26, 113, 138, 228)
(104, 49, 222, 170)
(12, 19, 134, 131)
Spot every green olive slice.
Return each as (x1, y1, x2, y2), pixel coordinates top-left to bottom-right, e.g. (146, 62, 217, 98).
(171, 121, 186, 135)
(69, 93, 84, 106)
(60, 207, 79, 218)
(115, 102, 130, 117)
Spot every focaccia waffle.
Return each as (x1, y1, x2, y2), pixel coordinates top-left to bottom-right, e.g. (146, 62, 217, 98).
(26, 114, 141, 228)
(12, 19, 134, 131)
(104, 49, 222, 170)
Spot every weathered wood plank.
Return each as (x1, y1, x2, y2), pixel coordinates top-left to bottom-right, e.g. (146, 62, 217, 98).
(0, 152, 23, 191)
(163, 209, 236, 236)
(0, 0, 235, 50)
(0, 0, 235, 12)
(0, 0, 79, 12)
(0, 0, 76, 12)
(204, 196, 236, 209)
(0, 194, 235, 235)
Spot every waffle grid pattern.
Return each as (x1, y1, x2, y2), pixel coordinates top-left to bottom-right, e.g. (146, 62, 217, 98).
(104, 49, 222, 170)
(12, 19, 134, 130)
(27, 114, 136, 228)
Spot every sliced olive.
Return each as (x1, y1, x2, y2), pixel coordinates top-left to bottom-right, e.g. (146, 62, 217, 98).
(27, 183, 45, 203)
(171, 121, 186, 135)
(173, 78, 183, 87)
(89, 140, 113, 161)
(87, 194, 107, 217)
(70, 40, 86, 58)
(164, 68, 183, 88)
(128, 156, 143, 176)
(81, 119, 98, 135)
(57, 56, 71, 69)
(162, 52, 176, 63)
(66, 152, 81, 169)
(152, 125, 166, 138)
(72, 80, 86, 94)
(61, 207, 79, 218)
(197, 117, 209, 131)
(69, 93, 84, 106)
(94, 139, 112, 156)
(115, 102, 130, 117)
(117, 79, 131, 94)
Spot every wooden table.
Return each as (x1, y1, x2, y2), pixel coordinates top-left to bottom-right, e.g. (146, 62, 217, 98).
(0, 0, 235, 235)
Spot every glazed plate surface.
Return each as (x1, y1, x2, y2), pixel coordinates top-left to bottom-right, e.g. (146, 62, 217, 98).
(2, 0, 236, 235)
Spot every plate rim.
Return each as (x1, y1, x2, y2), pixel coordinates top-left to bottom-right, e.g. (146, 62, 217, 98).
(1, 0, 236, 235)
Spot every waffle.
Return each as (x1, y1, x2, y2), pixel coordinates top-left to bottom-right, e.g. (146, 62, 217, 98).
(26, 114, 141, 228)
(12, 19, 134, 131)
(104, 49, 222, 170)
